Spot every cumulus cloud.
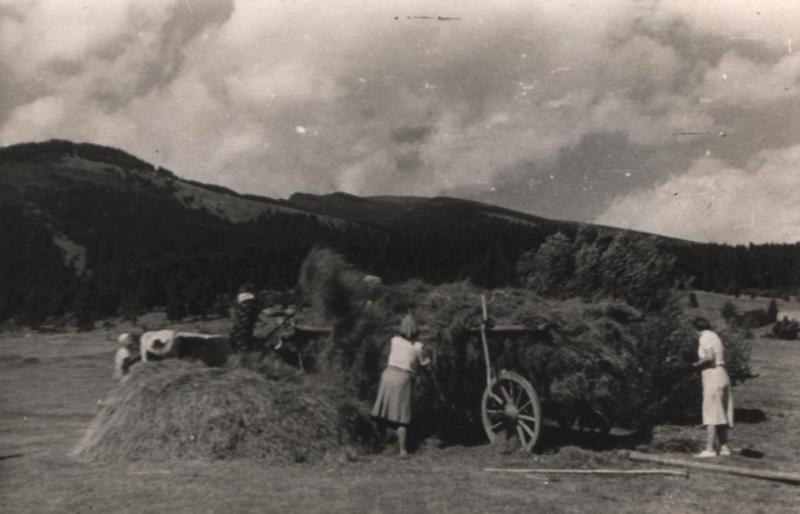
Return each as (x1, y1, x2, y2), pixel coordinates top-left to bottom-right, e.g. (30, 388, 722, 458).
(595, 145, 800, 244)
(2, 0, 800, 242)
(697, 51, 800, 106)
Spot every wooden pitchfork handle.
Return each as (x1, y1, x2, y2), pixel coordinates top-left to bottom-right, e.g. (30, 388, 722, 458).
(480, 294, 493, 387)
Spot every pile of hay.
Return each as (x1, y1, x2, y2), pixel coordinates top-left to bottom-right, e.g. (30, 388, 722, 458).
(75, 360, 378, 463)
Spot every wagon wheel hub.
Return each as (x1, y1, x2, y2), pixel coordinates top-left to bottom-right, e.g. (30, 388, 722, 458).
(504, 405, 519, 419)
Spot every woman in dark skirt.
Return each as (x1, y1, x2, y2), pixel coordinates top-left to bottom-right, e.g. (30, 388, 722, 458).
(371, 314, 429, 457)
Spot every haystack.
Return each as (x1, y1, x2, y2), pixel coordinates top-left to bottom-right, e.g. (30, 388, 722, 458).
(75, 360, 377, 462)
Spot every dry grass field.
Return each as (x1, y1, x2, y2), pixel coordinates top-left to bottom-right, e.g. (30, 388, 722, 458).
(2, 293, 800, 513)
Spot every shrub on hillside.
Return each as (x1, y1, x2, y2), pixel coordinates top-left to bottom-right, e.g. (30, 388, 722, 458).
(770, 318, 799, 340)
(721, 300, 776, 329)
(719, 326, 754, 385)
(740, 308, 770, 328)
(767, 299, 779, 324)
(721, 301, 738, 324)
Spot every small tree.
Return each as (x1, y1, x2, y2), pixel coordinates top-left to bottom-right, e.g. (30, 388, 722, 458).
(771, 318, 799, 340)
(766, 299, 779, 323)
(721, 300, 738, 325)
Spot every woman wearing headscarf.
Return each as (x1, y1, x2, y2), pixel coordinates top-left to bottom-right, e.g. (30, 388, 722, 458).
(371, 314, 429, 457)
(692, 317, 734, 457)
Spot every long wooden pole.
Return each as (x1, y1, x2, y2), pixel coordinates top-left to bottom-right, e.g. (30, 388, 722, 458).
(484, 468, 688, 477)
(480, 294, 492, 387)
(626, 451, 800, 485)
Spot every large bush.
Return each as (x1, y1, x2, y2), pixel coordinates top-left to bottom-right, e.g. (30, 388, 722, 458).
(516, 228, 677, 312)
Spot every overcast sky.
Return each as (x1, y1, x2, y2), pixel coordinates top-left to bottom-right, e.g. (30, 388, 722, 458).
(1, 0, 800, 244)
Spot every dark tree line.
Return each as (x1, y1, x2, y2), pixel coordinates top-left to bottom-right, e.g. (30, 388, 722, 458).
(0, 180, 551, 327)
(672, 242, 800, 297)
(3, 181, 800, 329)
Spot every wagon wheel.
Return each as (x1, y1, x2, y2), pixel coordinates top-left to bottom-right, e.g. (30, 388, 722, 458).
(481, 371, 542, 451)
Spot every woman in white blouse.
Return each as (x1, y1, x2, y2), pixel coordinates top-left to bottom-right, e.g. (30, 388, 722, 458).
(692, 317, 734, 458)
(371, 314, 429, 457)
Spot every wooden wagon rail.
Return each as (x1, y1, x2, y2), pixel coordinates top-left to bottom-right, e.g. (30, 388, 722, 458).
(290, 324, 549, 336)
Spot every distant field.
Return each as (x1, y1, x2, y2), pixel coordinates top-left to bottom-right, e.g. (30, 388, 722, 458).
(2, 292, 800, 513)
(686, 290, 800, 329)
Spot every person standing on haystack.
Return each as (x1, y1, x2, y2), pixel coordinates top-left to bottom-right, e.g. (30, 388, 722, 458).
(371, 314, 430, 458)
(692, 317, 734, 458)
(230, 283, 263, 353)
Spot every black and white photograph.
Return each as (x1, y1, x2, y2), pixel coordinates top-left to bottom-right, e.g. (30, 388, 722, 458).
(2, 1, 800, 512)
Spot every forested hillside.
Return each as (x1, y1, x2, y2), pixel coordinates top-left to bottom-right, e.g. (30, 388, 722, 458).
(0, 140, 798, 327)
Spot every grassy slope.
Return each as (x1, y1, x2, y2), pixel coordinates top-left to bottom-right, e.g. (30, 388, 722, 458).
(2, 293, 800, 513)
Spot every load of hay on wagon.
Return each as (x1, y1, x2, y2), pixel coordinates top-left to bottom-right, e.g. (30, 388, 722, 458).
(77, 247, 753, 462)
(291, 247, 752, 440)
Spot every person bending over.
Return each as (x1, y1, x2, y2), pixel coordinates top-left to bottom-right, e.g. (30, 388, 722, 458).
(371, 314, 430, 457)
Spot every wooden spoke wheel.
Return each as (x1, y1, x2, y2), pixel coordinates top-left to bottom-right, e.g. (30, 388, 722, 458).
(481, 371, 542, 451)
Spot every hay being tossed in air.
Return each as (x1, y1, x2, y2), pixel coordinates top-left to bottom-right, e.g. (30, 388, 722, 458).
(298, 247, 366, 324)
(75, 360, 377, 463)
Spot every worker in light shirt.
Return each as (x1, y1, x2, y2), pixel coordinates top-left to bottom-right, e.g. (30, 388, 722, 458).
(692, 317, 734, 458)
(371, 314, 430, 458)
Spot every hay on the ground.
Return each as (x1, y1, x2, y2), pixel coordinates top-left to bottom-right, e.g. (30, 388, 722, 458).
(75, 360, 377, 463)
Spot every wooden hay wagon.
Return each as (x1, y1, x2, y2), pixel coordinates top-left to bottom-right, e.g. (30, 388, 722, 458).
(463, 294, 546, 452)
(276, 294, 549, 452)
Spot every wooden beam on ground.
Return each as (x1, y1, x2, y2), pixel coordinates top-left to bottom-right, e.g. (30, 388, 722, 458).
(484, 467, 687, 477)
(626, 451, 800, 485)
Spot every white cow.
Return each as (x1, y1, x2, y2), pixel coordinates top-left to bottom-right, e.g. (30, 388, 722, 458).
(138, 329, 179, 362)
(113, 330, 230, 380)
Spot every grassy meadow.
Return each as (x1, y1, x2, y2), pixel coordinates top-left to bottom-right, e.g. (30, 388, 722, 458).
(2, 292, 800, 513)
